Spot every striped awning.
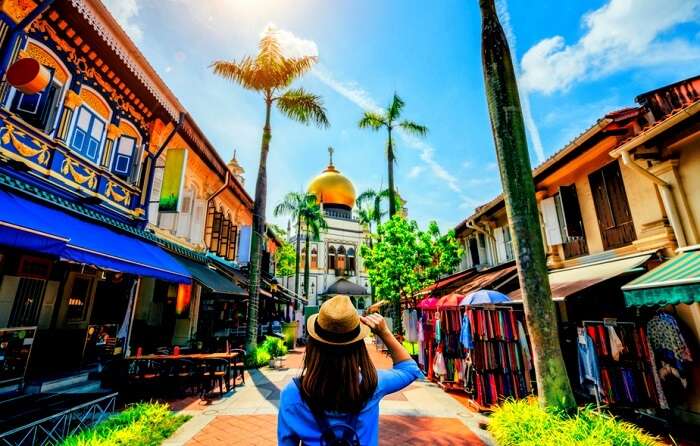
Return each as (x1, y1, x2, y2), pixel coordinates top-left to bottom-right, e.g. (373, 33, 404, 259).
(623, 247, 700, 307)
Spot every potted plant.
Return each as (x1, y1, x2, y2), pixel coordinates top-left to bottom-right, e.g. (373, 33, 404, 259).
(262, 336, 288, 368)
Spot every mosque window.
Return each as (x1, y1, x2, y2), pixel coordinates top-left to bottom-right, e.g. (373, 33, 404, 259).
(69, 105, 105, 163)
(347, 247, 356, 276)
(336, 246, 346, 275)
(300, 251, 306, 270)
(311, 247, 318, 269)
(327, 246, 336, 271)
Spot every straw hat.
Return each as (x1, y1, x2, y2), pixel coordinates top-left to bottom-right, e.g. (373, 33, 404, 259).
(307, 295, 370, 346)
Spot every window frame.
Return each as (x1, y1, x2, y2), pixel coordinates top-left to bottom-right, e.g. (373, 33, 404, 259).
(111, 135, 137, 178)
(69, 105, 106, 164)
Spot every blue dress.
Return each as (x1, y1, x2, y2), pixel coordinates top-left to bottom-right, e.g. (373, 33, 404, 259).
(278, 359, 423, 446)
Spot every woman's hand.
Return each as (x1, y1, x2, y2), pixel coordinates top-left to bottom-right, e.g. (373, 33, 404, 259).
(360, 313, 391, 337)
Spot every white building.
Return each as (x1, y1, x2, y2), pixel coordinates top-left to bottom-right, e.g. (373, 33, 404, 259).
(283, 154, 371, 310)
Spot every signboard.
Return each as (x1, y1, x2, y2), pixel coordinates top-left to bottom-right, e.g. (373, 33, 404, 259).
(159, 148, 188, 212)
(0, 326, 36, 385)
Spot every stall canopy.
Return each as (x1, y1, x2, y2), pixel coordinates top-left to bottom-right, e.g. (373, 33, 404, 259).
(623, 247, 700, 307)
(176, 257, 246, 295)
(437, 264, 517, 309)
(509, 252, 652, 301)
(0, 188, 191, 283)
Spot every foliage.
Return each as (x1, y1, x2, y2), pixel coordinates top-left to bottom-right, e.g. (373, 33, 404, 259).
(245, 347, 271, 368)
(261, 336, 288, 359)
(357, 93, 427, 217)
(274, 242, 296, 277)
(488, 399, 660, 446)
(59, 403, 189, 446)
(360, 216, 461, 330)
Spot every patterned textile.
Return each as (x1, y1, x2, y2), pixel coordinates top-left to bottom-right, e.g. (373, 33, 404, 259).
(647, 312, 693, 368)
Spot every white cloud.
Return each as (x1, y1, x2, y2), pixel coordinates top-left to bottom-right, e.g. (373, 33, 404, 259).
(407, 166, 425, 178)
(262, 23, 319, 58)
(102, 0, 143, 41)
(495, 0, 546, 163)
(521, 0, 700, 95)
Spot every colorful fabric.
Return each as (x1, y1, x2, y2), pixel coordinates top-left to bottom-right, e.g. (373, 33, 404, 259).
(460, 313, 474, 349)
(578, 332, 602, 397)
(647, 312, 693, 368)
(607, 326, 625, 361)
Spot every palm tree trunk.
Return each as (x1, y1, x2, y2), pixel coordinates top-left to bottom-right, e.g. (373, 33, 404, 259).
(387, 129, 396, 217)
(245, 97, 272, 352)
(304, 224, 311, 302)
(479, 0, 574, 410)
(294, 217, 302, 301)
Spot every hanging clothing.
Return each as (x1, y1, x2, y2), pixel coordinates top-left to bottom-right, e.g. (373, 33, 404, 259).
(433, 350, 447, 377)
(647, 312, 693, 369)
(577, 332, 603, 398)
(517, 321, 531, 370)
(417, 318, 426, 367)
(607, 326, 625, 361)
(460, 312, 474, 350)
(407, 310, 419, 343)
(401, 310, 410, 337)
(435, 316, 441, 343)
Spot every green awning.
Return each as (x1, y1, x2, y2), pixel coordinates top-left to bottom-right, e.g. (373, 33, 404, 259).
(622, 248, 700, 307)
(176, 257, 246, 296)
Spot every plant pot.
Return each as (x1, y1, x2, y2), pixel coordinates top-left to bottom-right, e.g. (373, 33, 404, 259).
(269, 358, 277, 368)
(275, 357, 283, 368)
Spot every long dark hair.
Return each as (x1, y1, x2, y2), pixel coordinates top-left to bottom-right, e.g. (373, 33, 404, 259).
(300, 337, 378, 413)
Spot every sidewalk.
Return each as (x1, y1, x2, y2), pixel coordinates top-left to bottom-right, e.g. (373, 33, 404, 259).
(164, 344, 493, 445)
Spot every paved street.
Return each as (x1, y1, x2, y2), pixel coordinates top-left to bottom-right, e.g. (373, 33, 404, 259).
(163, 344, 492, 446)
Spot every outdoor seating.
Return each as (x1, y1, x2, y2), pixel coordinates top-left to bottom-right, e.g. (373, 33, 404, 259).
(160, 359, 198, 397)
(229, 349, 246, 387)
(127, 359, 163, 396)
(201, 358, 230, 397)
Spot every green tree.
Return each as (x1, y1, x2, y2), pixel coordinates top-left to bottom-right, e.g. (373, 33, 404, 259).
(360, 216, 461, 334)
(358, 95, 427, 217)
(273, 192, 316, 299)
(299, 198, 328, 300)
(274, 242, 296, 277)
(212, 27, 329, 351)
(478, 0, 574, 409)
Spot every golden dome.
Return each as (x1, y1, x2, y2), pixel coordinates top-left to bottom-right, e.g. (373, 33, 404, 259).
(308, 164, 356, 208)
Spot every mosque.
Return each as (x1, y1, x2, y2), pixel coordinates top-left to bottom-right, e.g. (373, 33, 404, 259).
(282, 149, 372, 311)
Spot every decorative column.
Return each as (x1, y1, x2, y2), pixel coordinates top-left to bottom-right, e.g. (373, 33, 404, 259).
(56, 89, 81, 142)
(102, 123, 120, 168)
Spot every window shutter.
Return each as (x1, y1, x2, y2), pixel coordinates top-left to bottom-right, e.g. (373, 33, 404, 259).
(236, 226, 252, 264)
(559, 184, 585, 238)
(175, 188, 193, 238)
(190, 198, 206, 244)
(148, 164, 164, 226)
(494, 227, 506, 263)
(541, 197, 563, 245)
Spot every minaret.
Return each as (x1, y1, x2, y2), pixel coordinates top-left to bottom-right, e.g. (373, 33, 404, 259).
(227, 149, 245, 185)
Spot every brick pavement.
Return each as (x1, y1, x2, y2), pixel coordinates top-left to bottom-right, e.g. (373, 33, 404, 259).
(164, 340, 492, 446)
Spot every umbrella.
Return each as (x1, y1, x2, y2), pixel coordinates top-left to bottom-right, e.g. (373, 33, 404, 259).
(417, 297, 439, 311)
(436, 293, 464, 310)
(459, 289, 511, 306)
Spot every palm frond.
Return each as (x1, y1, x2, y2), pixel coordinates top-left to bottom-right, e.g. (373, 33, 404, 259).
(210, 58, 270, 92)
(398, 120, 428, 137)
(358, 112, 386, 130)
(276, 88, 330, 128)
(273, 191, 305, 218)
(387, 93, 405, 122)
(357, 189, 378, 208)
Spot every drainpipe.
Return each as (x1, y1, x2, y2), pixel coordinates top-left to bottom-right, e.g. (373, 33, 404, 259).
(0, 0, 56, 83)
(142, 112, 185, 223)
(620, 150, 687, 247)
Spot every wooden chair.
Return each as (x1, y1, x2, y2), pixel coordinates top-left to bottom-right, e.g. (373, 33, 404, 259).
(230, 349, 246, 388)
(161, 359, 197, 397)
(128, 359, 163, 396)
(203, 358, 230, 397)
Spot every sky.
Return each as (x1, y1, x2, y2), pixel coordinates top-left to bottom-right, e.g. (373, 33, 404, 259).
(103, 0, 700, 231)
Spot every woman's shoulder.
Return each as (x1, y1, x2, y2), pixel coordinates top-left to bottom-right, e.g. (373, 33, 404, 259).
(281, 379, 303, 404)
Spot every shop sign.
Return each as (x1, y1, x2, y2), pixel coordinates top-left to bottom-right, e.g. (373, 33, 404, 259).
(159, 148, 188, 212)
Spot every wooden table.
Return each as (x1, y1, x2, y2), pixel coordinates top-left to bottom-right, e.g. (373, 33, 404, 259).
(126, 352, 239, 361)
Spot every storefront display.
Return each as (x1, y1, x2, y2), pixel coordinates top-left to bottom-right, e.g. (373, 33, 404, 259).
(0, 327, 36, 386)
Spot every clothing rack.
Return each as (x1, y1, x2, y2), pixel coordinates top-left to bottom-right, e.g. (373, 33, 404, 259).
(577, 319, 661, 413)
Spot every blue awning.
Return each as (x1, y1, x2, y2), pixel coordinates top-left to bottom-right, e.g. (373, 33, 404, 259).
(0, 188, 191, 283)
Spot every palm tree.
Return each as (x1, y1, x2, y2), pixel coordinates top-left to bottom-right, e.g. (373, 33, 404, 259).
(358, 94, 427, 217)
(273, 191, 316, 302)
(211, 27, 329, 351)
(357, 188, 387, 238)
(479, 0, 574, 410)
(299, 198, 328, 300)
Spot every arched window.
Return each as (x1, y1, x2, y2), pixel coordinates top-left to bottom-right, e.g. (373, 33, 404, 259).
(357, 297, 366, 310)
(347, 247, 356, 276)
(300, 251, 306, 270)
(336, 246, 346, 274)
(327, 246, 336, 271)
(112, 119, 142, 183)
(311, 247, 318, 269)
(69, 105, 106, 163)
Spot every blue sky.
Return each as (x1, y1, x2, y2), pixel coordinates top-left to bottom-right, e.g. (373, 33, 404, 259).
(103, 0, 700, 231)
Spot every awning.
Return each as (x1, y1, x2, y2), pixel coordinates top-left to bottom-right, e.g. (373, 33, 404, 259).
(509, 253, 652, 301)
(623, 247, 700, 307)
(417, 268, 477, 296)
(0, 188, 190, 283)
(176, 257, 246, 295)
(438, 264, 517, 309)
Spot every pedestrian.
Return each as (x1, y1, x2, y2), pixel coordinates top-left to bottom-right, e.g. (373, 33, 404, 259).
(278, 294, 422, 445)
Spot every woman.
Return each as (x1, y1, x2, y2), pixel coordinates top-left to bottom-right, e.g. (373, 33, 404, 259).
(278, 295, 422, 445)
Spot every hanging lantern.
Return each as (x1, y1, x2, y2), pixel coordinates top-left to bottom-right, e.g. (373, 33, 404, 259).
(6, 58, 50, 95)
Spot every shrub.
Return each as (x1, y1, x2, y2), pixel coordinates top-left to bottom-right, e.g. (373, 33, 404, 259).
(60, 402, 189, 446)
(261, 336, 288, 358)
(488, 399, 660, 446)
(245, 347, 271, 368)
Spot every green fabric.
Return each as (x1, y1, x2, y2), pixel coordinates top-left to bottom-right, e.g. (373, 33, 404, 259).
(623, 250, 700, 307)
(624, 283, 700, 307)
